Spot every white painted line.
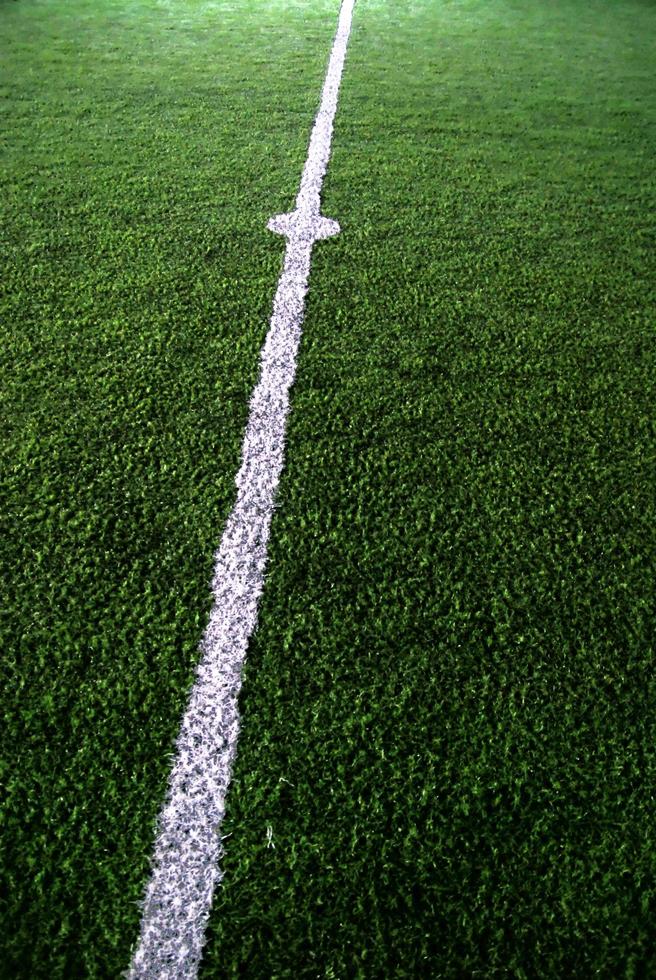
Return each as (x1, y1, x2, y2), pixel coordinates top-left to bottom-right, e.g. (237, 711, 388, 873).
(128, 2, 356, 977)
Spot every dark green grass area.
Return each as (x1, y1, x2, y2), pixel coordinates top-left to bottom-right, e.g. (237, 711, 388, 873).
(203, 0, 656, 977)
(0, 0, 340, 975)
(2, 0, 655, 977)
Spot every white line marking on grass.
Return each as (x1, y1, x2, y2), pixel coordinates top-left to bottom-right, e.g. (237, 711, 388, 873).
(128, 2, 356, 977)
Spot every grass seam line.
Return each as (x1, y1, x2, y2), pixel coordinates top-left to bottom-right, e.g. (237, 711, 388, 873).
(127, 1, 356, 976)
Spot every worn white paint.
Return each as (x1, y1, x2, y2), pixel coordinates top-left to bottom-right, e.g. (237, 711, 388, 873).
(128, 2, 356, 977)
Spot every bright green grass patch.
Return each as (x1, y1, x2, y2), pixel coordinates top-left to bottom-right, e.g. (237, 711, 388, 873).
(0, 0, 340, 975)
(202, 0, 656, 976)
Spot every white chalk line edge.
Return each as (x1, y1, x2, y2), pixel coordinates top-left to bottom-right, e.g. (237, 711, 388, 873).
(127, 1, 356, 977)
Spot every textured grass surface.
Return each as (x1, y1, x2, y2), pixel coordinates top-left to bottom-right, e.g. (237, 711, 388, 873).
(203, 0, 656, 976)
(2, 0, 656, 976)
(1, 0, 337, 975)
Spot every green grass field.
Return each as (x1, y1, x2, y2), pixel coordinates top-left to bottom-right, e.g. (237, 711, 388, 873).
(2, 0, 655, 976)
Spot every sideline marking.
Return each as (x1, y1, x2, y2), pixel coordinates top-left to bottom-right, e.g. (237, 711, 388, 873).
(128, 1, 356, 976)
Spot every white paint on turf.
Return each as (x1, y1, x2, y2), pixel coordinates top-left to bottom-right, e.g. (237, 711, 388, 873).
(128, 1, 356, 977)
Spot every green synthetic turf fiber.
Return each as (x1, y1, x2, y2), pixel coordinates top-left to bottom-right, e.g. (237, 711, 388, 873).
(204, 0, 656, 976)
(1, 0, 337, 974)
(2, 0, 655, 977)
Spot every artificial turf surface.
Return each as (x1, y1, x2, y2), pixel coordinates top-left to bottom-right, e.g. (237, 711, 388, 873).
(2, 0, 656, 976)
